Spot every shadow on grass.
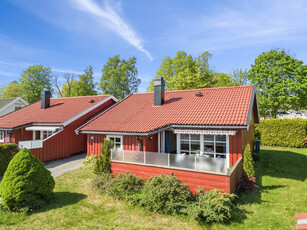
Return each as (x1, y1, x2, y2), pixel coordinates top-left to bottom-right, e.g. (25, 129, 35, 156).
(260, 148, 307, 181)
(34, 192, 87, 214)
(235, 147, 305, 206)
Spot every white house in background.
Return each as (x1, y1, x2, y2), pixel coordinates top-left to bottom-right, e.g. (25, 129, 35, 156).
(276, 110, 307, 119)
(0, 97, 28, 117)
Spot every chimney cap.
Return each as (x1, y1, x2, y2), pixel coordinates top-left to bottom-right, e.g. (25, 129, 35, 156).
(154, 77, 165, 86)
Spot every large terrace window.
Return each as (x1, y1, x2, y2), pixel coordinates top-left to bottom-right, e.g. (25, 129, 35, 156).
(177, 133, 228, 159)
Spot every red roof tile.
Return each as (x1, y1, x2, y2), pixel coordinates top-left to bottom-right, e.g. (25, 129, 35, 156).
(0, 95, 110, 129)
(80, 85, 256, 133)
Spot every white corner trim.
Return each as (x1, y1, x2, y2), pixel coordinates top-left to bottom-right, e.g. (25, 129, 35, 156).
(0, 97, 28, 114)
(63, 95, 118, 127)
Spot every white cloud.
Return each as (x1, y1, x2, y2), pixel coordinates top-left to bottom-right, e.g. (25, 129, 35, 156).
(70, 0, 153, 61)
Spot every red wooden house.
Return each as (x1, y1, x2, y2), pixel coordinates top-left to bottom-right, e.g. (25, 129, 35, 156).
(0, 90, 117, 162)
(77, 78, 259, 193)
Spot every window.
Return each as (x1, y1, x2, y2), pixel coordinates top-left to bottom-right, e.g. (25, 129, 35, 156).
(107, 135, 123, 149)
(180, 134, 200, 154)
(42, 131, 53, 140)
(0, 131, 4, 143)
(204, 135, 227, 158)
(14, 104, 23, 111)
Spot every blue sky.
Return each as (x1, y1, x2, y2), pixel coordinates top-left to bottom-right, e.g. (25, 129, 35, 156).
(0, 0, 306, 92)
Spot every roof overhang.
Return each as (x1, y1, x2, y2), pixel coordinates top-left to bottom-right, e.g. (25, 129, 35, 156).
(25, 126, 62, 131)
(173, 129, 237, 135)
(78, 124, 247, 136)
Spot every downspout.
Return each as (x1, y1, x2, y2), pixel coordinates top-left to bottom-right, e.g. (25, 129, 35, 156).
(136, 135, 142, 151)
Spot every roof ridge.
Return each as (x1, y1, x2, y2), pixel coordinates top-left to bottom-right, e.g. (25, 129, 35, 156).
(130, 85, 254, 96)
(52, 95, 108, 100)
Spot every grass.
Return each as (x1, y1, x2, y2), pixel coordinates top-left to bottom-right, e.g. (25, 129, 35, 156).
(0, 146, 306, 229)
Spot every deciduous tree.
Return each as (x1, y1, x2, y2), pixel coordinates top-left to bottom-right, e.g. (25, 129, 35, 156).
(0, 81, 23, 99)
(19, 65, 52, 103)
(249, 49, 307, 117)
(76, 65, 97, 96)
(100, 55, 140, 100)
(147, 51, 214, 91)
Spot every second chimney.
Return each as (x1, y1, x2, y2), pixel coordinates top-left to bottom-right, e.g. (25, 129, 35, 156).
(154, 77, 165, 106)
(41, 90, 51, 109)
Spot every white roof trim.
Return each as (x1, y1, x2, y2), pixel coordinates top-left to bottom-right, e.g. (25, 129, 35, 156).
(0, 97, 28, 114)
(62, 95, 118, 127)
(26, 126, 62, 131)
(173, 129, 237, 136)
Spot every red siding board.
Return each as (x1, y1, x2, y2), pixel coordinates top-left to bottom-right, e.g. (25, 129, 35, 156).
(10, 99, 115, 162)
(111, 162, 233, 193)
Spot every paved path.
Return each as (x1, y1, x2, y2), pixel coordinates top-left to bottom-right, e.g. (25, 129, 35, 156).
(45, 153, 86, 178)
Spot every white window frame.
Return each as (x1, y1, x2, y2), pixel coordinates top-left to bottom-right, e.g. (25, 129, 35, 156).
(0, 131, 4, 143)
(106, 135, 123, 150)
(179, 134, 201, 155)
(32, 131, 54, 140)
(203, 134, 227, 158)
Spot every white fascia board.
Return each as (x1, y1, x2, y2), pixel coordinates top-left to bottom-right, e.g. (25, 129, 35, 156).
(62, 95, 118, 127)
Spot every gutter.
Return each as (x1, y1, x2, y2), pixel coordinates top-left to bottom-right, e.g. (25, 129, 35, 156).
(78, 124, 248, 136)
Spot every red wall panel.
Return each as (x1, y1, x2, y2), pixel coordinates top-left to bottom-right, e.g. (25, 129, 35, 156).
(111, 162, 232, 193)
(229, 130, 242, 166)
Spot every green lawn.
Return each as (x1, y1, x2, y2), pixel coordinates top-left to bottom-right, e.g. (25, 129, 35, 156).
(0, 146, 306, 229)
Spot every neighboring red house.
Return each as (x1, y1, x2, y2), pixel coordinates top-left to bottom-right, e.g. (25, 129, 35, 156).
(0, 90, 117, 162)
(76, 78, 259, 193)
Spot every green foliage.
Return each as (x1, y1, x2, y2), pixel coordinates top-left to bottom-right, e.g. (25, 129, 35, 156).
(147, 51, 214, 91)
(212, 73, 235, 87)
(108, 172, 145, 201)
(0, 148, 55, 210)
(93, 139, 113, 175)
(77, 65, 97, 96)
(82, 155, 98, 170)
(243, 144, 255, 177)
(249, 49, 307, 117)
(0, 81, 23, 99)
(0, 143, 18, 176)
(19, 65, 52, 103)
(100, 55, 140, 100)
(59, 78, 79, 97)
(92, 172, 114, 192)
(229, 69, 250, 86)
(256, 118, 307, 148)
(184, 189, 236, 223)
(93, 172, 145, 201)
(138, 173, 193, 214)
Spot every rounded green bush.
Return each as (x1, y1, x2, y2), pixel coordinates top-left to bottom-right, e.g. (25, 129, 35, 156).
(0, 148, 55, 210)
(138, 173, 193, 214)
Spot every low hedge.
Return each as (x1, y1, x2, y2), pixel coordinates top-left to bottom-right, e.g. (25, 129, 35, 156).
(255, 118, 307, 148)
(0, 143, 18, 176)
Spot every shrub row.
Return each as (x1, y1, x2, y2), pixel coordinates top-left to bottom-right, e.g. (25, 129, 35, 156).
(255, 118, 307, 148)
(93, 172, 238, 223)
(0, 143, 18, 176)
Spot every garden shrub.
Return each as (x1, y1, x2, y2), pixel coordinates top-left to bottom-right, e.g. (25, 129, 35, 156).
(255, 118, 307, 148)
(0, 143, 18, 176)
(108, 172, 145, 201)
(92, 172, 114, 192)
(93, 172, 145, 201)
(94, 139, 113, 175)
(138, 173, 193, 214)
(243, 144, 255, 177)
(184, 189, 236, 223)
(0, 148, 55, 210)
(83, 155, 98, 170)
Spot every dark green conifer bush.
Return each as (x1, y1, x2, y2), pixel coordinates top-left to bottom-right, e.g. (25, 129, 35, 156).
(184, 189, 236, 223)
(0, 143, 18, 176)
(138, 173, 193, 214)
(0, 148, 55, 210)
(94, 139, 113, 175)
(243, 144, 255, 177)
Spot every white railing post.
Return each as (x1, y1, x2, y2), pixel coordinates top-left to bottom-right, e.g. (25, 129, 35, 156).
(144, 151, 146, 164)
(195, 155, 197, 171)
(111, 149, 113, 161)
(168, 153, 170, 167)
(123, 150, 125, 162)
